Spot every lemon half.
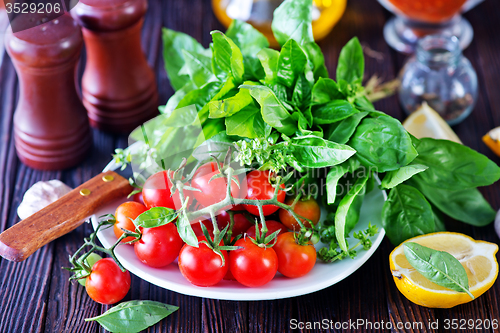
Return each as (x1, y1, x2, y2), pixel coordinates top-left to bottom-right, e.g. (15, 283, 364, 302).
(390, 232, 498, 308)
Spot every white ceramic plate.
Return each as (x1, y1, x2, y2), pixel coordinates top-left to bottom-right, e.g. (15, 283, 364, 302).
(91, 177, 386, 301)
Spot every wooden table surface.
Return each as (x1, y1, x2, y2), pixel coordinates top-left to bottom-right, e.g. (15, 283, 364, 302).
(1, 0, 500, 332)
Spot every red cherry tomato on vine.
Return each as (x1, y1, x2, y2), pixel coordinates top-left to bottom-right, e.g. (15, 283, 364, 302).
(114, 201, 147, 243)
(273, 232, 317, 278)
(178, 236, 228, 287)
(190, 162, 241, 209)
(216, 211, 253, 236)
(191, 218, 214, 237)
(142, 170, 192, 210)
(279, 197, 321, 229)
(229, 237, 278, 287)
(85, 258, 131, 305)
(231, 204, 246, 211)
(134, 223, 184, 268)
(243, 170, 285, 216)
(132, 191, 145, 205)
(245, 220, 287, 238)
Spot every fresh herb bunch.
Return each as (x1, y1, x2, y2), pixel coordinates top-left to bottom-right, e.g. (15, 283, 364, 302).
(116, 0, 500, 253)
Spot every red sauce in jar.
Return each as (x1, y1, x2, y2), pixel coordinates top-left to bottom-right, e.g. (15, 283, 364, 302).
(388, 0, 467, 23)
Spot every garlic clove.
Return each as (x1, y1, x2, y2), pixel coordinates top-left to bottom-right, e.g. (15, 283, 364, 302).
(17, 180, 72, 220)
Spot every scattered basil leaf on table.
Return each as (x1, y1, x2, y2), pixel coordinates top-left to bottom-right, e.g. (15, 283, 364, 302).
(381, 184, 435, 245)
(381, 164, 428, 189)
(85, 300, 179, 333)
(403, 242, 474, 299)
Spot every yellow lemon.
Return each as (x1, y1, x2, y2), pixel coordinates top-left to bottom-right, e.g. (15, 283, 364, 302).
(389, 232, 498, 308)
(483, 127, 500, 158)
(403, 102, 462, 144)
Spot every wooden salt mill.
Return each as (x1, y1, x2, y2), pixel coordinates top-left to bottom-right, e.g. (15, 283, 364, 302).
(72, 0, 159, 133)
(5, 14, 92, 170)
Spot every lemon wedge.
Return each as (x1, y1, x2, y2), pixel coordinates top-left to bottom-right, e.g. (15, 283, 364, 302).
(390, 232, 498, 308)
(403, 102, 462, 144)
(483, 127, 500, 157)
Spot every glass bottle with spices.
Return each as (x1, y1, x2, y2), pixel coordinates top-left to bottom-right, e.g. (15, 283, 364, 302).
(399, 34, 478, 125)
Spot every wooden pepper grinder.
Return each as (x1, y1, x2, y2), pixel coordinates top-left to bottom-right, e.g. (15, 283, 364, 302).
(73, 0, 159, 133)
(5, 14, 92, 170)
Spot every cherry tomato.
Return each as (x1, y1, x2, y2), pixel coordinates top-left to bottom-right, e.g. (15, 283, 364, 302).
(191, 218, 214, 237)
(216, 211, 253, 236)
(229, 237, 278, 287)
(190, 162, 241, 209)
(114, 201, 147, 243)
(142, 170, 192, 210)
(178, 236, 228, 287)
(279, 197, 321, 230)
(134, 223, 184, 268)
(231, 204, 246, 211)
(273, 232, 317, 278)
(85, 258, 131, 304)
(245, 220, 287, 238)
(243, 170, 285, 216)
(132, 191, 145, 205)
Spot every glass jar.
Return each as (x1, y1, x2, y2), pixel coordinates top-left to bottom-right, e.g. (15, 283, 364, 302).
(212, 0, 346, 46)
(399, 34, 478, 125)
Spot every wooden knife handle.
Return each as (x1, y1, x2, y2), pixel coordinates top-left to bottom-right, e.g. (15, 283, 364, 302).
(0, 171, 133, 262)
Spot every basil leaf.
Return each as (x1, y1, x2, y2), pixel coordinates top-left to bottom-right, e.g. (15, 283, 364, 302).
(311, 78, 345, 104)
(404, 243, 473, 299)
(134, 207, 178, 229)
(192, 131, 236, 161)
(180, 49, 217, 88)
(345, 184, 366, 233)
(85, 300, 179, 333)
(302, 42, 329, 80)
(209, 88, 254, 118)
(381, 184, 435, 245)
(257, 48, 280, 84)
(241, 85, 298, 136)
(410, 179, 496, 226)
(225, 105, 271, 139)
(277, 39, 308, 88)
(312, 100, 358, 125)
(291, 136, 356, 168)
(272, 0, 314, 47)
(336, 37, 364, 85)
(413, 138, 500, 191)
(162, 28, 206, 91)
(176, 81, 221, 116)
(211, 31, 245, 83)
(226, 20, 269, 56)
(325, 111, 368, 144)
(177, 214, 198, 247)
(335, 175, 369, 252)
(381, 164, 428, 189)
(292, 72, 313, 111)
(348, 114, 418, 172)
(326, 159, 361, 204)
(163, 81, 197, 114)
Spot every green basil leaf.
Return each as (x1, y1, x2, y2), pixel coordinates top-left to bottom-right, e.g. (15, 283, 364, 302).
(404, 243, 473, 299)
(354, 95, 375, 110)
(162, 28, 206, 91)
(348, 114, 418, 172)
(257, 48, 280, 84)
(381, 164, 428, 189)
(409, 179, 496, 226)
(311, 78, 345, 104)
(85, 300, 179, 333)
(241, 85, 298, 136)
(180, 49, 217, 88)
(134, 207, 178, 229)
(226, 19, 269, 56)
(163, 81, 197, 114)
(302, 42, 329, 80)
(225, 105, 271, 139)
(312, 100, 358, 125)
(291, 135, 356, 168)
(272, 0, 314, 46)
(211, 31, 245, 83)
(335, 175, 369, 252)
(177, 214, 198, 247)
(209, 88, 254, 118)
(326, 159, 361, 204)
(345, 183, 366, 233)
(325, 111, 368, 144)
(243, 56, 266, 81)
(176, 81, 221, 116)
(277, 39, 308, 88)
(292, 72, 313, 111)
(192, 131, 236, 161)
(413, 138, 500, 191)
(381, 184, 435, 245)
(336, 36, 364, 85)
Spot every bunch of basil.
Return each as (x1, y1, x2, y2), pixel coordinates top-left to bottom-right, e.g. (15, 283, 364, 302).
(126, 0, 500, 250)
